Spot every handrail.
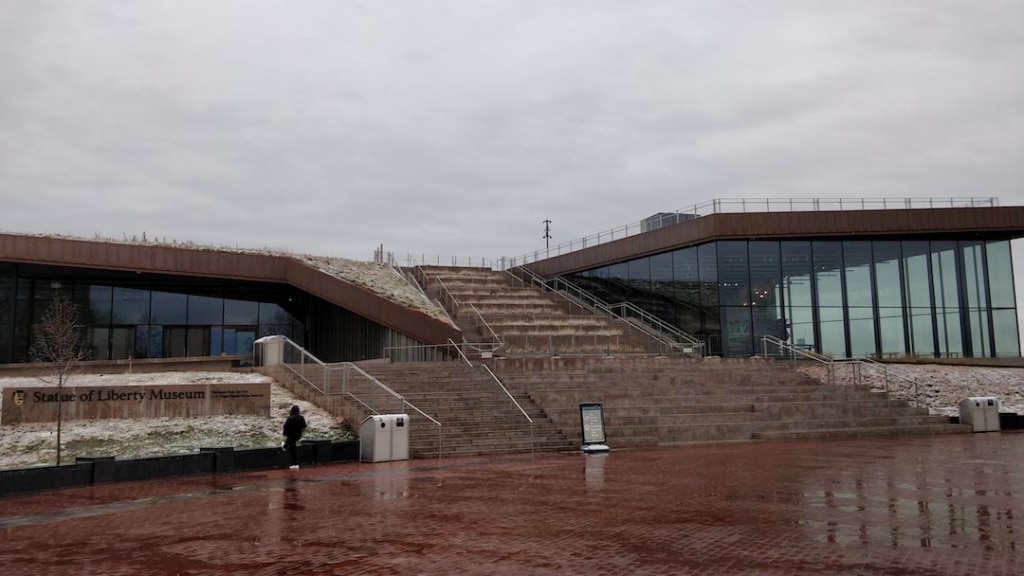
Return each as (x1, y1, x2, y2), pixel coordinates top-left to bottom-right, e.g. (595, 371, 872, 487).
(448, 338, 473, 367)
(760, 335, 835, 385)
(467, 302, 503, 351)
(480, 364, 533, 453)
(480, 364, 532, 424)
(512, 266, 704, 355)
(839, 357, 924, 408)
(255, 335, 443, 458)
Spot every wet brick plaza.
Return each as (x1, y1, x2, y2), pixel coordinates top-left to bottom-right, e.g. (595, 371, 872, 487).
(0, 433, 1020, 575)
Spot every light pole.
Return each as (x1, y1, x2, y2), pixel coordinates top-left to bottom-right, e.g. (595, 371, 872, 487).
(543, 220, 552, 250)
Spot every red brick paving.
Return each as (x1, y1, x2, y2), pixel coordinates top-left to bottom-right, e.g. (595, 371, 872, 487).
(0, 433, 1021, 575)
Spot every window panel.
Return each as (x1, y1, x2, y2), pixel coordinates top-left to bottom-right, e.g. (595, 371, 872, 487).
(698, 243, 718, 311)
(723, 306, 753, 357)
(111, 287, 150, 325)
(931, 241, 959, 309)
(903, 241, 932, 309)
(987, 240, 1015, 308)
(151, 291, 187, 324)
(961, 241, 987, 309)
(937, 309, 963, 358)
(992, 309, 1021, 357)
(717, 241, 749, 306)
(224, 299, 260, 325)
(789, 307, 815, 348)
(843, 241, 874, 309)
(967, 308, 990, 358)
(813, 242, 843, 307)
(873, 241, 902, 308)
(878, 308, 905, 357)
(818, 306, 846, 358)
(908, 307, 935, 357)
(188, 295, 223, 325)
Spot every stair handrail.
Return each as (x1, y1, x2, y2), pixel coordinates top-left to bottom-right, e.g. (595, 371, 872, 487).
(258, 335, 443, 457)
(760, 335, 835, 385)
(433, 276, 462, 316)
(509, 266, 704, 355)
(448, 338, 473, 367)
(479, 364, 533, 453)
(835, 357, 923, 408)
(467, 302, 504, 352)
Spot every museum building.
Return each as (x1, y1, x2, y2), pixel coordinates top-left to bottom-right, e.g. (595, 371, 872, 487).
(520, 199, 1024, 359)
(3, 197, 1024, 365)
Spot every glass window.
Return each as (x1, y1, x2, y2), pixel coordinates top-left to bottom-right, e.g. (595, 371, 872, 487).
(961, 241, 987, 309)
(748, 241, 781, 309)
(937, 309, 963, 357)
(110, 327, 134, 360)
(903, 241, 932, 309)
(848, 307, 876, 358)
(877, 308, 905, 357)
(111, 287, 150, 325)
(843, 241, 874, 309)
(151, 291, 187, 324)
(967, 308, 990, 358)
(908, 307, 935, 357)
(992, 309, 1021, 357)
(873, 241, 902, 308)
(723, 306, 752, 356)
(225, 299, 260, 325)
(698, 243, 718, 311)
(818, 307, 846, 358)
(987, 240, 1015, 308)
(813, 242, 843, 307)
(260, 303, 292, 326)
(672, 248, 700, 332)
(627, 257, 651, 292)
(88, 327, 109, 362)
(717, 241, 749, 306)
(788, 307, 815, 349)
(931, 241, 959, 309)
(87, 285, 113, 324)
(187, 327, 209, 356)
(188, 295, 224, 325)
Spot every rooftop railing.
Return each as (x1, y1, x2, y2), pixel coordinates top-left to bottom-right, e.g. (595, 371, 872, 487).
(505, 196, 998, 268)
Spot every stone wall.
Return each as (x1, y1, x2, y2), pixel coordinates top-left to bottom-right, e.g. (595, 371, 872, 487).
(2, 382, 271, 424)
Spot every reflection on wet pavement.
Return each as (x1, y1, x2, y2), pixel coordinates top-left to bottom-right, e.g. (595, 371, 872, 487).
(0, 433, 1020, 575)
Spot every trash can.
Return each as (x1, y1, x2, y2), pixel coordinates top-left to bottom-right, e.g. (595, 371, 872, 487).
(389, 414, 410, 461)
(253, 335, 286, 367)
(360, 414, 410, 462)
(958, 397, 1001, 432)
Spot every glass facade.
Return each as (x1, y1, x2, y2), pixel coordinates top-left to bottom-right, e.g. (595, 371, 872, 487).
(566, 239, 1020, 359)
(0, 264, 306, 365)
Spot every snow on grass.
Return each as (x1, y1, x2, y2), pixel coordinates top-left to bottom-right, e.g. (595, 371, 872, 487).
(796, 363, 1024, 416)
(0, 372, 356, 470)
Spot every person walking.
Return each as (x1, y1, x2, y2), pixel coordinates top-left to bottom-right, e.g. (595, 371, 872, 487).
(282, 405, 307, 469)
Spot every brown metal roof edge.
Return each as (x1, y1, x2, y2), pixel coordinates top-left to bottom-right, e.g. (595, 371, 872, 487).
(523, 205, 1024, 277)
(0, 233, 461, 346)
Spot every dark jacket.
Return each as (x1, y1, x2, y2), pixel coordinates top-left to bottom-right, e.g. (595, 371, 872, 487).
(283, 406, 307, 441)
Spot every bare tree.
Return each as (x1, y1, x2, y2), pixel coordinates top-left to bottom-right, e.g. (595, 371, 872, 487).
(31, 289, 89, 465)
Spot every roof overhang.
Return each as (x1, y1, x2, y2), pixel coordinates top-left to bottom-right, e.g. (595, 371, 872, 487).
(523, 205, 1024, 277)
(0, 234, 460, 345)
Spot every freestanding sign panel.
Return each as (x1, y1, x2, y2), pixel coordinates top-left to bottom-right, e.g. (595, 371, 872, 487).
(579, 403, 610, 452)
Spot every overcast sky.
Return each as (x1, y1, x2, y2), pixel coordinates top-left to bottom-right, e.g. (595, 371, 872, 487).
(1, 1, 1022, 269)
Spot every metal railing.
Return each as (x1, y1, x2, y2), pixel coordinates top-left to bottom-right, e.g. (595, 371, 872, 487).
(760, 335, 835, 385)
(257, 335, 443, 459)
(479, 364, 533, 453)
(760, 335, 926, 407)
(504, 196, 998, 268)
(509, 266, 704, 355)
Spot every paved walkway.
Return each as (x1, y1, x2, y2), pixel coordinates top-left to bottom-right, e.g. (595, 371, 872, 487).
(0, 433, 1021, 575)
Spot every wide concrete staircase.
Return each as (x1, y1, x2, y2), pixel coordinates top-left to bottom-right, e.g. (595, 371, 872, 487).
(354, 361, 574, 458)
(417, 266, 656, 355)
(489, 356, 969, 445)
